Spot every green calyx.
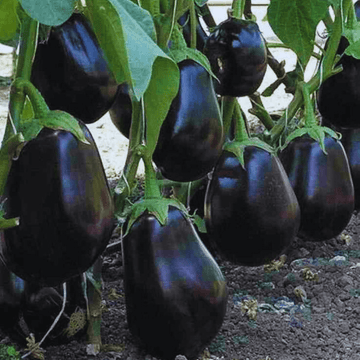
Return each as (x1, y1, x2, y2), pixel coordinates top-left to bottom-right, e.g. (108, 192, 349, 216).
(280, 81, 340, 154)
(125, 196, 188, 236)
(125, 144, 189, 234)
(224, 137, 276, 169)
(280, 125, 340, 155)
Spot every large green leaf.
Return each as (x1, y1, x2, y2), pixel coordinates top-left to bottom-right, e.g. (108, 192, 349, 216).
(19, 0, 76, 25)
(85, 0, 176, 100)
(0, 0, 19, 41)
(267, 0, 330, 67)
(144, 57, 179, 155)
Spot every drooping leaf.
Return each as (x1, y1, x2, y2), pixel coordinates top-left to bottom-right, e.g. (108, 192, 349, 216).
(85, 0, 177, 101)
(144, 57, 180, 155)
(0, 0, 19, 41)
(19, 0, 76, 25)
(267, 0, 330, 67)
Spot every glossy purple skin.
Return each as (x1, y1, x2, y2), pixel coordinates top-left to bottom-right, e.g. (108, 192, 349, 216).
(204, 147, 300, 266)
(153, 59, 224, 182)
(109, 83, 132, 139)
(204, 18, 267, 97)
(279, 136, 354, 241)
(317, 36, 360, 129)
(123, 206, 228, 360)
(337, 128, 360, 209)
(31, 13, 118, 124)
(1, 122, 114, 286)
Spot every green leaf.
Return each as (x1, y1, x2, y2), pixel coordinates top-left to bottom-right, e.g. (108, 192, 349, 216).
(19, 0, 76, 25)
(191, 213, 207, 233)
(280, 127, 308, 151)
(224, 138, 275, 169)
(0, 0, 19, 41)
(267, 0, 330, 67)
(194, 0, 207, 6)
(144, 57, 180, 155)
(169, 47, 217, 78)
(126, 197, 188, 235)
(85, 0, 177, 101)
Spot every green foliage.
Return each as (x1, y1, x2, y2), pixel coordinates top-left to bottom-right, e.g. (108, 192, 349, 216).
(267, 0, 330, 67)
(208, 334, 226, 354)
(0, 0, 19, 42)
(0, 344, 20, 360)
(233, 335, 249, 345)
(19, 0, 76, 25)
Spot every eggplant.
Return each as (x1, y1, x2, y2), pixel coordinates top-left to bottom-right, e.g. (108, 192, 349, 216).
(0, 120, 114, 286)
(31, 13, 118, 124)
(204, 18, 267, 97)
(204, 146, 300, 266)
(279, 135, 354, 240)
(334, 128, 360, 210)
(122, 205, 228, 360)
(153, 59, 224, 182)
(108, 83, 132, 139)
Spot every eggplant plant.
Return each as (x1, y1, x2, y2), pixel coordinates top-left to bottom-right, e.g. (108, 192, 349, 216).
(1, 0, 360, 357)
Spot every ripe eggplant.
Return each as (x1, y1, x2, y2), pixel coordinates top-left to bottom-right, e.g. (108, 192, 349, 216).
(153, 59, 224, 182)
(204, 146, 300, 266)
(334, 128, 360, 210)
(31, 13, 118, 124)
(0, 120, 114, 286)
(108, 83, 132, 139)
(204, 18, 267, 97)
(316, 36, 360, 129)
(279, 135, 354, 240)
(122, 206, 228, 360)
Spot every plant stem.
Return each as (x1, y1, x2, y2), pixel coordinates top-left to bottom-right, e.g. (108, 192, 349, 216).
(7, 14, 38, 137)
(248, 92, 274, 130)
(86, 257, 103, 354)
(301, 82, 317, 128)
(142, 149, 162, 199)
(231, 0, 245, 19)
(189, 0, 197, 49)
(234, 101, 249, 142)
(222, 96, 237, 137)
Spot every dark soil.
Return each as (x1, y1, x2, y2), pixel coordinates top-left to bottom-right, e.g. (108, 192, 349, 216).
(1, 201, 360, 360)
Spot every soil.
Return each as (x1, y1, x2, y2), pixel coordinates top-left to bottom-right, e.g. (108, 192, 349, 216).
(1, 7, 359, 360)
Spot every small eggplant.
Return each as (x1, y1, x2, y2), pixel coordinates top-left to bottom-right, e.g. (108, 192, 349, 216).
(108, 83, 132, 139)
(123, 206, 228, 360)
(0, 258, 27, 344)
(205, 146, 300, 265)
(1, 121, 114, 286)
(31, 13, 118, 124)
(335, 128, 360, 210)
(279, 135, 354, 240)
(153, 59, 223, 182)
(204, 18, 267, 97)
